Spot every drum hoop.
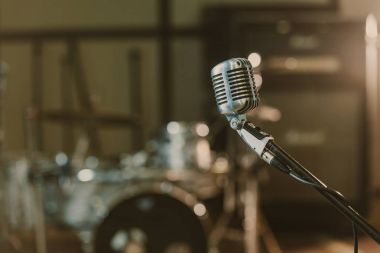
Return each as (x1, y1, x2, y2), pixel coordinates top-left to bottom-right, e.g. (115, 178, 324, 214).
(99, 180, 212, 231)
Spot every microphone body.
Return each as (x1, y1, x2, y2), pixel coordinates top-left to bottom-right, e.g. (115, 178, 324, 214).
(211, 58, 259, 116)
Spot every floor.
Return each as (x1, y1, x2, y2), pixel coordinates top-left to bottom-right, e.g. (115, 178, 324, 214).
(272, 197, 380, 253)
(279, 235, 380, 253)
(0, 197, 380, 253)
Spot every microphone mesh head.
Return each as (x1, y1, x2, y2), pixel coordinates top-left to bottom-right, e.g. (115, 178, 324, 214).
(211, 58, 259, 115)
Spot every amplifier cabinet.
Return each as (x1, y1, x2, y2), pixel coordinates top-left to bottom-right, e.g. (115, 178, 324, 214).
(204, 8, 368, 231)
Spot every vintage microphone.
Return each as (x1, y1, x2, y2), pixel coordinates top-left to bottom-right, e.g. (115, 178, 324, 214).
(210, 58, 380, 245)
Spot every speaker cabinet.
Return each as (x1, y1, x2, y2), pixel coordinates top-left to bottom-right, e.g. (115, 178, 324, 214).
(204, 8, 367, 231)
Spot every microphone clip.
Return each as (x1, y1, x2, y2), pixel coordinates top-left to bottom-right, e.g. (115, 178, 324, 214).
(237, 122, 274, 159)
(227, 114, 274, 163)
(226, 114, 246, 130)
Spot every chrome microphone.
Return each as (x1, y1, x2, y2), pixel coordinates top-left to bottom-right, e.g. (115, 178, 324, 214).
(209, 58, 380, 246)
(210, 58, 259, 116)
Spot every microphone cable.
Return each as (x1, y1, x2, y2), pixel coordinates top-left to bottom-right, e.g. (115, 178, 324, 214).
(273, 158, 359, 253)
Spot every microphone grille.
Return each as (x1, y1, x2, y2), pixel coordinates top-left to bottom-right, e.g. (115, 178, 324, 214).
(227, 63, 257, 100)
(211, 73, 227, 106)
(211, 58, 259, 115)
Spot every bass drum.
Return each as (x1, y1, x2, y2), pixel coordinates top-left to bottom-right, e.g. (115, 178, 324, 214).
(93, 182, 210, 253)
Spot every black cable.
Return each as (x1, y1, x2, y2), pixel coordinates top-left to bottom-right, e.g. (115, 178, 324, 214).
(352, 222, 358, 253)
(266, 141, 380, 243)
(288, 172, 350, 206)
(270, 155, 350, 205)
(285, 165, 359, 253)
(269, 155, 358, 251)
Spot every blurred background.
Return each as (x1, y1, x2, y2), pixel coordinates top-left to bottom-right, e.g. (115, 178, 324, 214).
(0, 0, 380, 252)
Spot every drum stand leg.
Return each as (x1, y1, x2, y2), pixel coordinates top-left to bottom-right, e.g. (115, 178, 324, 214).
(243, 171, 283, 253)
(243, 174, 259, 253)
(78, 230, 94, 253)
(257, 214, 282, 253)
(209, 173, 236, 251)
(32, 179, 48, 253)
(210, 169, 283, 253)
(209, 211, 234, 252)
(26, 106, 47, 253)
(0, 64, 10, 251)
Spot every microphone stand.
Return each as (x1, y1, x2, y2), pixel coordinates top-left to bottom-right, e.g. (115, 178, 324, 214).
(226, 114, 380, 244)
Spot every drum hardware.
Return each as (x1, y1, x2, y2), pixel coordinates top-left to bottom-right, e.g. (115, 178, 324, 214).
(208, 158, 281, 253)
(2, 121, 230, 253)
(71, 132, 91, 171)
(63, 42, 101, 155)
(144, 121, 212, 172)
(127, 48, 145, 152)
(4, 157, 36, 230)
(30, 173, 47, 253)
(2, 154, 59, 253)
(0, 62, 9, 250)
(25, 106, 49, 253)
(208, 159, 283, 253)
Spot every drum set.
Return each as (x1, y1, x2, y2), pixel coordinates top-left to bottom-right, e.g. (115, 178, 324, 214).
(1, 120, 282, 253)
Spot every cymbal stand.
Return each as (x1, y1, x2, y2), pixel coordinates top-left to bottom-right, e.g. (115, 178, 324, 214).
(209, 128, 283, 253)
(26, 41, 47, 253)
(0, 62, 9, 251)
(241, 165, 282, 253)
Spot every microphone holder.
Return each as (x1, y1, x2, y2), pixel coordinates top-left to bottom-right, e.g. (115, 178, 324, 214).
(228, 114, 380, 244)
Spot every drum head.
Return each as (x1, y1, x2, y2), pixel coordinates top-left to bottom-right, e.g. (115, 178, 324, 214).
(94, 193, 208, 253)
